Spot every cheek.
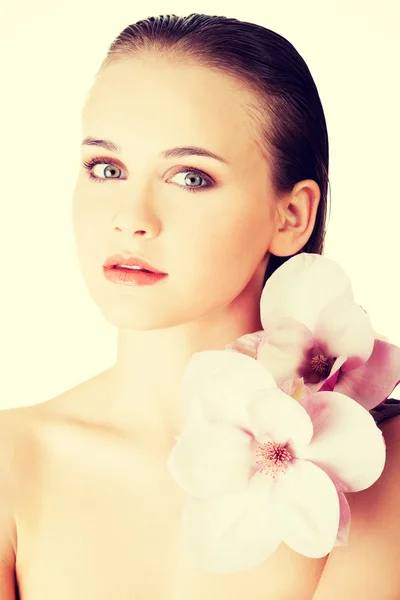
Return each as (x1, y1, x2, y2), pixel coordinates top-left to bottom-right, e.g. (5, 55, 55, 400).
(72, 193, 106, 251)
(177, 210, 270, 294)
(72, 191, 88, 237)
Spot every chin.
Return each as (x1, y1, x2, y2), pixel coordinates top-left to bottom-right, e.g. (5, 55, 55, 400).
(82, 271, 230, 331)
(96, 302, 192, 331)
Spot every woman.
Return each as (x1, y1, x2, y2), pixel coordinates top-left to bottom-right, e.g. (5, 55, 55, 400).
(1, 13, 400, 599)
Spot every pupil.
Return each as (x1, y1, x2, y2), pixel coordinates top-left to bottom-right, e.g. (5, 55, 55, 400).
(106, 166, 119, 177)
(186, 173, 200, 186)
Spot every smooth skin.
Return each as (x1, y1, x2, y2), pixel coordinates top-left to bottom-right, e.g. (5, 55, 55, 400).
(72, 53, 319, 450)
(1, 54, 399, 599)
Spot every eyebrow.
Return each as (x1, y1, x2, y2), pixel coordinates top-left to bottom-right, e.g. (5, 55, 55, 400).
(81, 137, 229, 166)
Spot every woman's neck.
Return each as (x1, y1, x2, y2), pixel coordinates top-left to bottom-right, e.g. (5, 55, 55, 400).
(103, 291, 264, 450)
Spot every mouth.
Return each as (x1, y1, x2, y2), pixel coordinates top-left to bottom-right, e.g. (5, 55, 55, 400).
(103, 253, 167, 275)
(111, 265, 152, 273)
(103, 261, 168, 286)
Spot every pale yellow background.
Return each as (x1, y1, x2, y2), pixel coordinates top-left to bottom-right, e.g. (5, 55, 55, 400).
(0, 0, 399, 408)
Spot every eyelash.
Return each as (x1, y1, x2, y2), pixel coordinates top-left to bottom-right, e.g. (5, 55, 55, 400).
(81, 157, 215, 194)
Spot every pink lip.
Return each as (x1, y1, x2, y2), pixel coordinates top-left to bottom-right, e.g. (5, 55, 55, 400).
(103, 267, 167, 286)
(103, 253, 166, 274)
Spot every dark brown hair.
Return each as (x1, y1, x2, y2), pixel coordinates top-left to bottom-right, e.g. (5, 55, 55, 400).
(96, 13, 331, 285)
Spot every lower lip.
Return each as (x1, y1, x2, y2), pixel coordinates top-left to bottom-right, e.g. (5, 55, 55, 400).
(103, 267, 168, 286)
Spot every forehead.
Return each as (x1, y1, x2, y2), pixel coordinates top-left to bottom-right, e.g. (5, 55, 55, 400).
(82, 56, 263, 164)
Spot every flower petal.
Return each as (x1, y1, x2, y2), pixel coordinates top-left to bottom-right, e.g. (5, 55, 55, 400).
(260, 253, 354, 332)
(246, 390, 314, 449)
(256, 318, 314, 387)
(334, 491, 350, 546)
(180, 471, 281, 573)
(271, 458, 340, 558)
(181, 350, 277, 429)
(281, 377, 309, 403)
(317, 356, 347, 393)
(331, 339, 400, 410)
(225, 330, 264, 359)
(297, 391, 386, 492)
(167, 424, 254, 500)
(314, 297, 375, 367)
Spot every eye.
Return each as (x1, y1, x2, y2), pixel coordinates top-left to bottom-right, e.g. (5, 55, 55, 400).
(168, 168, 214, 193)
(81, 158, 123, 183)
(81, 157, 216, 193)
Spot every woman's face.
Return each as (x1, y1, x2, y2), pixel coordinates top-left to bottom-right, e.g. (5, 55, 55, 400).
(72, 55, 280, 330)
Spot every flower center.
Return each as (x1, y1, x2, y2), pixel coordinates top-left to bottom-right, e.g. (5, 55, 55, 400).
(254, 440, 293, 478)
(310, 352, 330, 375)
(302, 342, 336, 383)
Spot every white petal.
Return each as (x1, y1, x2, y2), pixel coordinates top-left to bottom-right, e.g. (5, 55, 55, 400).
(297, 391, 386, 492)
(315, 297, 374, 363)
(167, 424, 254, 499)
(180, 471, 281, 573)
(271, 459, 340, 557)
(257, 318, 314, 387)
(181, 350, 277, 430)
(247, 389, 314, 448)
(260, 253, 354, 332)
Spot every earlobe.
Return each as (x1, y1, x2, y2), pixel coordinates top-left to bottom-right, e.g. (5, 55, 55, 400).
(268, 180, 321, 257)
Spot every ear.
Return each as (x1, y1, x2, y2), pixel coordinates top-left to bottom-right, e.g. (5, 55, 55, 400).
(268, 179, 321, 257)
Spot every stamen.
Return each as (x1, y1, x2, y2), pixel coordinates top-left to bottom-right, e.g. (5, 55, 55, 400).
(255, 440, 293, 478)
(310, 353, 330, 376)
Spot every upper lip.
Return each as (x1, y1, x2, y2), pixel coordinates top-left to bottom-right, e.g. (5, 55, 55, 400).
(103, 254, 167, 274)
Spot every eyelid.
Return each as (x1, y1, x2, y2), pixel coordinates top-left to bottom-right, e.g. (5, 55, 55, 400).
(84, 155, 128, 175)
(81, 155, 217, 182)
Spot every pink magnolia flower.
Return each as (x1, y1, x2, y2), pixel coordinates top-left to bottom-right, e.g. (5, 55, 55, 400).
(167, 350, 386, 574)
(226, 253, 400, 411)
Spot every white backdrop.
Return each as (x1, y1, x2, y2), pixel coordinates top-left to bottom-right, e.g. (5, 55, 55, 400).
(0, 0, 399, 408)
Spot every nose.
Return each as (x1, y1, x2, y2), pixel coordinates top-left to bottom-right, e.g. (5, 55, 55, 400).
(112, 197, 161, 238)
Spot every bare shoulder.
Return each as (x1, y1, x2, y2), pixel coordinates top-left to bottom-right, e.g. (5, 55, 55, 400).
(0, 401, 53, 445)
(0, 404, 42, 570)
(0, 367, 116, 465)
(0, 384, 97, 548)
(312, 414, 400, 599)
(0, 393, 84, 503)
(0, 404, 36, 477)
(0, 399, 74, 598)
(0, 403, 47, 494)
